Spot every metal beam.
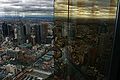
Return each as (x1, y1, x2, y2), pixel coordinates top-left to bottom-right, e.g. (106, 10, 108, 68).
(108, 0, 120, 80)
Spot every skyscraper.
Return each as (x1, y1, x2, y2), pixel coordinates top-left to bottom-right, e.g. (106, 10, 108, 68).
(30, 26, 36, 45)
(7, 24, 14, 39)
(34, 25, 41, 44)
(2, 22, 9, 38)
(40, 23, 48, 44)
(14, 24, 26, 45)
(30, 24, 48, 45)
(0, 28, 3, 45)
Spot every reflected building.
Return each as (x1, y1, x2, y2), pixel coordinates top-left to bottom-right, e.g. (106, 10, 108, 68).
(110, 0, 116, 6)
(54, 0, 118, 80)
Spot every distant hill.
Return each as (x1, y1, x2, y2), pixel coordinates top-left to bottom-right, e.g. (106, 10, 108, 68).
(0, 16, 54, 22)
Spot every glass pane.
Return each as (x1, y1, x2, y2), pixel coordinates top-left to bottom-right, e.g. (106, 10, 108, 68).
(55, 0, 118, 80)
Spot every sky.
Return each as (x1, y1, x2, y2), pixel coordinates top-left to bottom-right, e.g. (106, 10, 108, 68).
(0, 0, 117, 18)
(0, 0, 54, 17)
(55, 0, 117, 18)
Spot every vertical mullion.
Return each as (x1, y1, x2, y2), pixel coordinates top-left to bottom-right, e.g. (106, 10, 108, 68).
(108, 0, 120, 80)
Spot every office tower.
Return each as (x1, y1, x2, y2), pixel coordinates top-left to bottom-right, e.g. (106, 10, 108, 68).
(2, 22, 9, 37)
(68, 23, 76, 40)
(46, 24, 53, 44)
(34, 25, 41, 44)
(7, 24, 14, 39)
(62, 22, 68, 37)
(30, 26, 36, 45)
(0, 29, 3, 44)
(54, 21, 62, 37)
(22, 25, 27, 42)
(14, 24, 26, 45)
(25, 22, 31, 35)
(29, 24, 42, 45)
(14, 27, 17, 40)
(54, 27, 62, 38)
(25, 23, 31, 44)
(40, 23, 48, 44)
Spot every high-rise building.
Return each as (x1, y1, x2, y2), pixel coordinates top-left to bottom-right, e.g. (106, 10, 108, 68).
(34, 25, 41, 44)
(2, 22, 9, 37)
(14, 24, 26, 45)
(0, 29, 3, 44)
(30, 26, 36, 45)
(68, 23, 76, 40)
(30, 23, 48, 45)
(7, 24, 14, 39)
(40, 23, 48, 44)
(62, 22, 68, 37)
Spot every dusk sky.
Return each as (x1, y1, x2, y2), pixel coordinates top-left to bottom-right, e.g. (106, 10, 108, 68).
(55, 0, 117, 18)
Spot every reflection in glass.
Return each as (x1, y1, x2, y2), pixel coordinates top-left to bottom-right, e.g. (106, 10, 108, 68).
(55, 0, 118, 80)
